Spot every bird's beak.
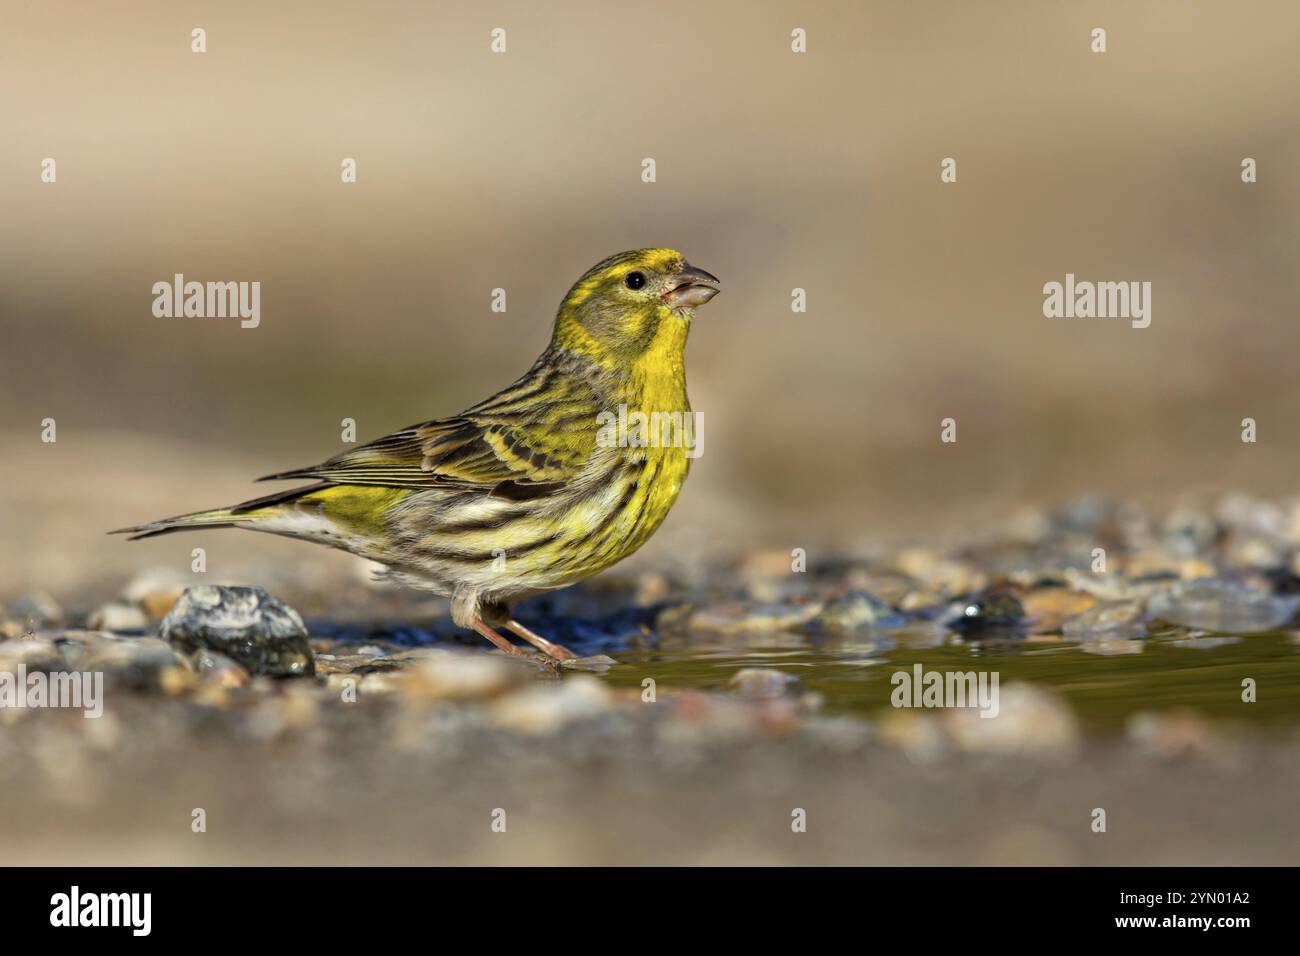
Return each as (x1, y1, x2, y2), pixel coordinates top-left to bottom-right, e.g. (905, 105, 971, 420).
(662, 264, 721, 310)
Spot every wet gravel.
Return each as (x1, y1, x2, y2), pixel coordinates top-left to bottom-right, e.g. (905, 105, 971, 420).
(3, 492, 1300, 864)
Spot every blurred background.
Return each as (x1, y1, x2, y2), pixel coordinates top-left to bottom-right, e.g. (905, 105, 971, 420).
(6, 0, 1300, 870)
(3, 0, 1300, 595)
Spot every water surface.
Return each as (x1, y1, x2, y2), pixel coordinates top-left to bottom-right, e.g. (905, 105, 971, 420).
(603, 625, 1300, 731)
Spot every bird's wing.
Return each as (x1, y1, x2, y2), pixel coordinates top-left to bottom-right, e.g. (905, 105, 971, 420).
(259, 362, 602, 498)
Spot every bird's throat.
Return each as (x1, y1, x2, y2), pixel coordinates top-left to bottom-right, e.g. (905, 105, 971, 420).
(625, 308, 690, 415)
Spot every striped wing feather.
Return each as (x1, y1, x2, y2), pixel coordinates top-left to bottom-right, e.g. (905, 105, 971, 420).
(258, 359, 600, 496)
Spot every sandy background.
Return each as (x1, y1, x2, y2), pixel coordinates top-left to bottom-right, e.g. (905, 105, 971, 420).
(3, 0, 1300, 595)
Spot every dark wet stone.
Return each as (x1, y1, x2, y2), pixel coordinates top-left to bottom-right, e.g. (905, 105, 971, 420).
(160, 585, 315, 676)
(948, 593, 1025, 639)
(1261, 569, 1300, 595)
(1146, 579, 1300, 634)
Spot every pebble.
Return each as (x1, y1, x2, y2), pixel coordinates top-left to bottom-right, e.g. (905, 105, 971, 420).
(1160, 507, 1219, 558)
(812, 591, 904, 632)
(685, 601, 823, 637)
(877, 711, 949, 762)
(559, 654, 618, 673)
(193, 649, 250, 688)
(159, 585, 315, 676)
(1078, 638, 1145, 656)
(1007, 507, 1051, 543)
(79, 636, 194, 693)
(488, 675, 612, 735)
(1061, 601, 1146, 642)
(894, 549, 986, 596)
(1226, 537, 1284, 570)
(357, 672, 401, 694)
(1125, 552, 1214, 581)
(244, 684, 320, 740)
(738, 548, 803, 580)
(11, 592, 63, 628)
(0, 638, 66, 672)
(1063, 569, 1147, 602)
(1216, 493, 1286, 539)
(889, 619, 949, 648)
(87, 603, 149, 633)
(1147, 579, 1299, 633)
(943, 683, 1080, 758)
(1168, 635, 1244, 650)
(396, 650, 532, 702)
(739, 549, 812, 602)
(947, 593, 1025, 639)
(1051, 495, 1111, 534)
(1019, 588, 1097, 633)
(842, 568, 914, 605)
(898, 588, 946, 612)
(727, 667, 799, 700)
(1126, 709, 1228, 761)
(122, 568, 193, 619)
(6, 495, 1297, 802)
(634, 571, 672, 606)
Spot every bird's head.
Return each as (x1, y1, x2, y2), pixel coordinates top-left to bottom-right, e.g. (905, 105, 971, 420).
(551, 248, 720, 365)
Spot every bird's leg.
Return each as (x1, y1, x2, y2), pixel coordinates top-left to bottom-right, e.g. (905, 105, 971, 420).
(469, 617, 527, 656)
(505, 620, 577, 661)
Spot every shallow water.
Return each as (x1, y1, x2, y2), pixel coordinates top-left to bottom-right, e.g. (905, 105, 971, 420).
(304, 586, 1300, 733)
(603, 624, 1300, 731)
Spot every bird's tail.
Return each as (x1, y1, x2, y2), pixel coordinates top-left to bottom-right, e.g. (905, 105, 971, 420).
(110, 484, 326, 541)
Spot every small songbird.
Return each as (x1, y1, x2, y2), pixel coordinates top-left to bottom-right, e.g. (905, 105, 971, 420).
(113, 249, 720, 660)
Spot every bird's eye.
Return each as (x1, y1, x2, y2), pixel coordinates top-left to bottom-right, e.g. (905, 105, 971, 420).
(624, 271, 646, 290)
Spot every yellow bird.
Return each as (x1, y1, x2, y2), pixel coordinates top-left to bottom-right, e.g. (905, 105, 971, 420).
(113, 249, 720, 660)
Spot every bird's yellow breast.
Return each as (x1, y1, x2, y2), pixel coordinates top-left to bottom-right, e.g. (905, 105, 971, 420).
(500, 317, 695, 586)
(565, 320, 694, 574)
